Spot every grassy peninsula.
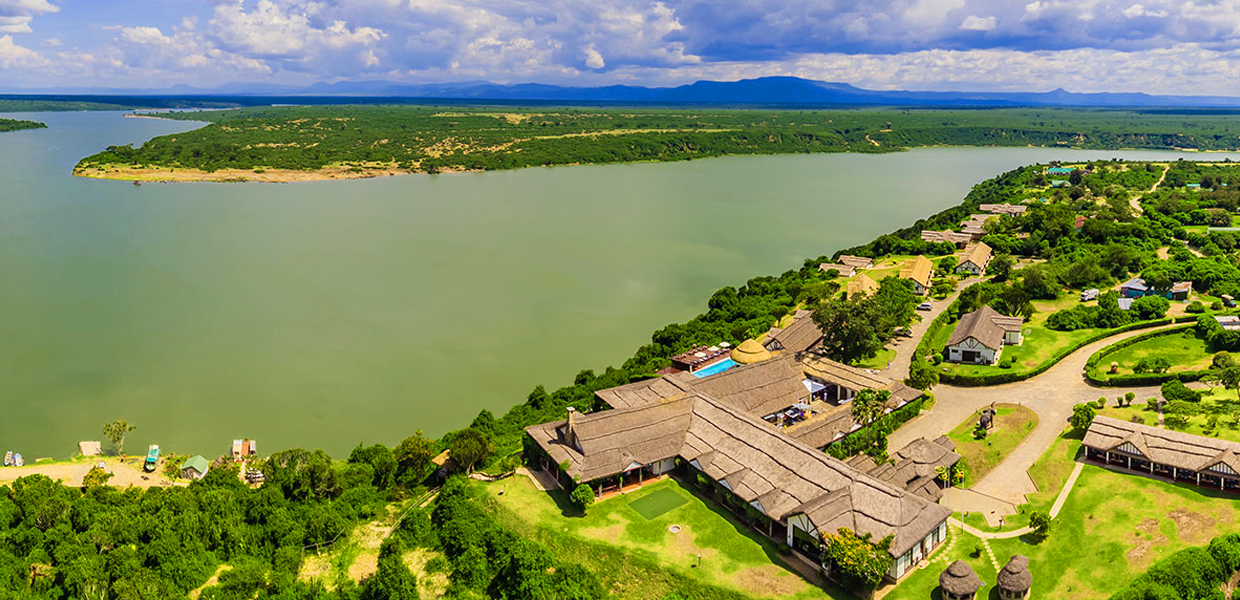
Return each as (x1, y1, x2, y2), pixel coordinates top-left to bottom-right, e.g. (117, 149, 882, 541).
(0, 117, 47, 132)
(75, 105, 1240, 182)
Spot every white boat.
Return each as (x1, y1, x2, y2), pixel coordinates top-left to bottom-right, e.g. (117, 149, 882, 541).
(13, 454, 24, 467)
(3, 451, 11, 467)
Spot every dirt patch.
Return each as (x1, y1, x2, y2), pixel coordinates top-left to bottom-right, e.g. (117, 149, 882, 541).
(731, 566, 808, 598)
(674, 525, 720, 564)
(348, 550, 379, 582)
(404, 548, 450, 599)
(1168, 508, 1216, 545)
(298, 553, 332, 585)
(188, 564, 232, 600)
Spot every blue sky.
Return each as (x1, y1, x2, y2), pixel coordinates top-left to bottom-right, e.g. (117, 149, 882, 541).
(4, 0, 1240, 93)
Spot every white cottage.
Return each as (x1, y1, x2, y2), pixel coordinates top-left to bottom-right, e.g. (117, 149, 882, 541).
(945, 306, 1023, 365)
(956, 242, 992, 276)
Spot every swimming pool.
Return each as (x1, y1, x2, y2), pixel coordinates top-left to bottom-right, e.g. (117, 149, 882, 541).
(692, 358, 738, 378)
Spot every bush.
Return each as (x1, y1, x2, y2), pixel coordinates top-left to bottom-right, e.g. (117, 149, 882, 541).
(1134, 357, 1172, 374)
(1187, 300, 1206, 314)
(1147, 398, 1160, 412)
(571, 483, 595, 511)
(1071, 403, 1097, 431)
(1162, 379, 1203, 402)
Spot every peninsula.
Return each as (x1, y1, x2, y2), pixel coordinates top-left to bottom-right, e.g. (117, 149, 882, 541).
(0, 117, 46, 132)
(72, 105, 1240, 183)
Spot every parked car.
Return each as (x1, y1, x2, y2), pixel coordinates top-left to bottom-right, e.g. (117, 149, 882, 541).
(916, 301, 933, 311)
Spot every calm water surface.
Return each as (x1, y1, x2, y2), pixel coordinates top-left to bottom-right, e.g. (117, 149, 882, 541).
(3, 111, 1237, 458)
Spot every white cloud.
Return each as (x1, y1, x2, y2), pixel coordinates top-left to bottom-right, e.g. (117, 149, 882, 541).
(0, 15, 29, 32)
(0, 33, 43, 67)
(959, 15, 996, 31)
(120, 26, 171, 45)
(583, 44, 605, 69)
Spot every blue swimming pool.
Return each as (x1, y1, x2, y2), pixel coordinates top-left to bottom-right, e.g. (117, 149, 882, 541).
(693, 358, 738, 378)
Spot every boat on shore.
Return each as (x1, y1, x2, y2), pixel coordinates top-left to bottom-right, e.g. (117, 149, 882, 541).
(143, 445, 160, 473)
(3, 451, 11, 467)
(13, 454, 24, 467)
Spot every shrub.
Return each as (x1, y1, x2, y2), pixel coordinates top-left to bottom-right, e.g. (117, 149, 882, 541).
(1162, 379, 1203, 402)
(1146, 398, 1160, 412)
(1071, 403, 1097, 431)
(571, 483, 595, 511)
(1187, 300, 1206, 314)
(1131, 414, 1146, 425)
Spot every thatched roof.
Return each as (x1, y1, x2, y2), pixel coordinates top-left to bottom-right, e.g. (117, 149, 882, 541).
(818, 263, 857, 277)
(594, 374, 695, 410)
(838, 255, 874, 269)
(979, 203, 1027, 216)
(998, 555, 1032, 592)
(900, 255, 933, 288)
(858, 436, 960, 501)
(940, 561, 982, 596)
(1084, 416, 1240, 474)
(527, 391, 950, 558)
(690, 355, 808, 418)
(800, 354, 894, 391)
(946, 306, 1023, 351)
(847, 273, 879, 298)
(765, 311, 823, 354)
(960, 242, 992, 270)
(731, 339, 772, 365)
(920, 230, 973, 245)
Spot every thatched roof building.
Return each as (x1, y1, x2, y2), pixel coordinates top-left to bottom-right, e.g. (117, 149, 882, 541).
(764, 310, 823, 354)
(920, 229, 973, 248)
(979, 203, 1027, 216)
(838, 255, 874, 269)
(1084, 415, 1240, 476)
(900, 255, 934, 293)
(818, 263, 857, 277)
(731, 339, 772, 364)
(958, 242, 993, 274)
(526, 391, 950, 560)
(846, 273, 880, 298)
(846, 436, 960, 501)
(939, 561, 983, 599)
(997, 555, 1032, 599)
(947, 306, 1023, 352)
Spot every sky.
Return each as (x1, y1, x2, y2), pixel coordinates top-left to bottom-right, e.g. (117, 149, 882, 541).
(4, 0, 1240, 93)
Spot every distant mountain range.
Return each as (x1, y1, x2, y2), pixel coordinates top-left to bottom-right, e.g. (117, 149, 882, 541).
(11, 76, 1240, 108)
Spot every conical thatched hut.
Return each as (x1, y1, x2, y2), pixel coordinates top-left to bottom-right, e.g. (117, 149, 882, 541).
(997, 555, 1031, 600)
(731, 339, 772, 365)
(939, 560, 982, 600)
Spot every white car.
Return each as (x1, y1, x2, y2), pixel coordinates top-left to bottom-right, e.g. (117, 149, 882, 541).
(917, 301, 933, 311)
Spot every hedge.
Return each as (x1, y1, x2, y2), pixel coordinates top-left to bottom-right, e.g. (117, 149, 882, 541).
(1084, 325, 1211, 386)
(939, 316, 1196, 387)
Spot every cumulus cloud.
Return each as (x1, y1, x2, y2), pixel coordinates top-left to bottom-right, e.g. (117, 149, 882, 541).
(960, 15, 996, 31)
(0, 0, 56, 34)
(0, 33, 43, 67)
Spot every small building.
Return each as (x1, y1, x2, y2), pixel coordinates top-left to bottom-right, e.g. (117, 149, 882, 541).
(731, 339, 772, 365)
(920, 229, 973, 249)
(956, 242, 992, 276)
(671, 345, 732, 373)
(960, 214, 991, 240)
(817, 263, 856, 277)
(846, 273, 879, 298)
(1223, 294, 1237, 308)
(939, 560, 983, 600)
(1117, 297, 1134, 311)
(1188, 183, 1202, 190)
(1083, 416, 1240, 492)
(1120, 278, 1192, 301)
(1046, 166, 1074, 175)
(900, 255, 934, 295)
(945, 306, 1023, 365)
(1080, 288, 1099, 302)
(837, 255, 874, 270)
(1074, 215, 1088, 230)
(1217, 316, 1240, 331)
(78, 441, 102, 457)
(180, 455, 210, 480)
(997, 555, 1032, 600)
(979, 203, 1027, 217)
(231, 439, 258, 461)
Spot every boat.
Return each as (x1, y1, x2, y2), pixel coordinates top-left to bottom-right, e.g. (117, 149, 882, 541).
(143, 445, 160, 473)
(3, 451, 11, 467)
(13, 454, 24, 467)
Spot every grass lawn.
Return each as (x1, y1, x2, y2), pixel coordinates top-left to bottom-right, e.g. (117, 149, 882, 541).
(479, 476, 838, 600)
(960, 428, 1082, 534)
(892, 463, 1240, 600)
(1099, 390, 1240, 444)
(853, 346, 897, 370)
(1103, 329, 1211, 375)
(947, 404, 1039, 488)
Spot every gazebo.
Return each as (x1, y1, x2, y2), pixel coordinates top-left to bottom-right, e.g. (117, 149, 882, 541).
(939, 560, 982, 600)
(731, 339, 772, 365)
(997, 555, 1032, 600)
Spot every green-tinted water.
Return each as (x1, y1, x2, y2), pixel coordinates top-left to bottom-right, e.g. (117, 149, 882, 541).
(2, 111, 1235, 458)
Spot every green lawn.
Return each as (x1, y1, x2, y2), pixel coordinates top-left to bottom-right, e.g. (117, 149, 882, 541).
(947, 404, 1039, 488)
(960, 428, 1082, 534)
(480, 476, 837, 600)
(853, 346, 897, 370)
(890, 463, 1240, 600)
(1100, 390, 1240, 444)
(1103, 329, 1211, 375)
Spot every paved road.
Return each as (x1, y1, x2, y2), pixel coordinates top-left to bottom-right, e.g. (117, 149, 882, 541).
(890, 323, 1181, 508)
(881, 277, 980, 381)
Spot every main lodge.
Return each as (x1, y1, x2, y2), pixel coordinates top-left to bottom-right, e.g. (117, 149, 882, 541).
(525, 350, 959, 582)
(1084, 415, 1240, 491)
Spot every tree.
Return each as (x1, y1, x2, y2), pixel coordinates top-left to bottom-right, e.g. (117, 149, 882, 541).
(394, 432, 437, 487)
(820, 529, 894, 589)
(1219, 366, 1240, 400)
(1029, 510, 1051, 538)
(448, 428, 493, 474)
(851, 389, 890, 428)
(1165, 400, 1201, 429)
(988, 253, 1015, 282)
(1070, 403, 1096, 432)
(571, 483, 595, 512)
(1130, 295, 1170, 320)
(82, 466, 112, 489)
(102, 420, 136, 455)
(906, 358, 939, 391)
(813, 296, 885, 364)
(362, 538, 420, 600)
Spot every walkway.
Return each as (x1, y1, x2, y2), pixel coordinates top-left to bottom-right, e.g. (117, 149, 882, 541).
(1128, 163, 1169, 216)
(890, 323, 1179, 510)
(948, 461, 1085, 539)
(881, 276, 980, 380)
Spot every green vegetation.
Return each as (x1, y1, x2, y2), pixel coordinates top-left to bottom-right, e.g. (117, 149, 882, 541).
(0, 117, 46, 132)
(484, 476, 829, 600)
(0, 98, 238, 112)
(75, 106, 1240, 178)
(813, 277, 918, 364)
(1110, 533, 1240, 600)
(1090, 327, 1211, 379)
(946, 404, 1038, 487)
